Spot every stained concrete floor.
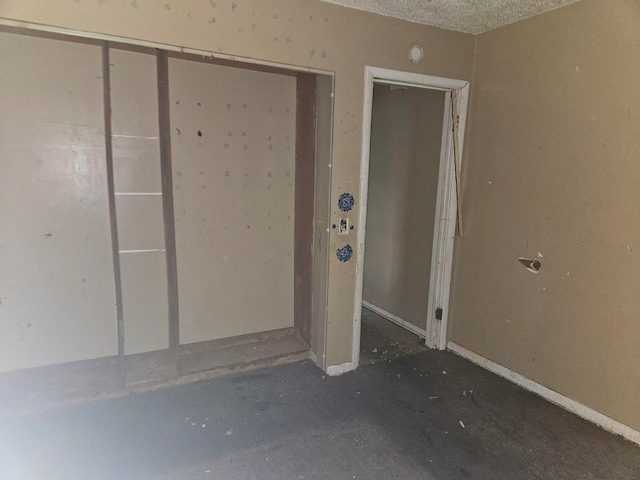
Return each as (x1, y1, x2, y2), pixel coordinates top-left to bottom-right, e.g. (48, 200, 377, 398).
(1, 311, 639, 479)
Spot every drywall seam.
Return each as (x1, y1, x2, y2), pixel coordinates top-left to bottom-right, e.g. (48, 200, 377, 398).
(448, 342, 640, 446)
(362, 301, 427, 339)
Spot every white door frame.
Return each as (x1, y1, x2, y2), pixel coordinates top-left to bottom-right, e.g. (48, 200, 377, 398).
(352, 66, 469, 368)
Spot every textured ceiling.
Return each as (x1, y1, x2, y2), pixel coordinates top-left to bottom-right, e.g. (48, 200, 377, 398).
(319, 0, 583, 34)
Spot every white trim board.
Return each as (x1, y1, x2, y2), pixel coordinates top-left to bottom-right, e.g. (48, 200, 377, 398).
(447, 342, 640, 446)
(352, 66, 469, 369)
(326, 361, 355, 376)
(362, 302, 427, 339)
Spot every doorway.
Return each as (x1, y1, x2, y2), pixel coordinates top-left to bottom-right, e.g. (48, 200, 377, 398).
(353, 67, 469, 368)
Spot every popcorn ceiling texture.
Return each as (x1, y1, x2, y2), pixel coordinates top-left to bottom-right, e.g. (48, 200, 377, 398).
(320, 0, 584, 34)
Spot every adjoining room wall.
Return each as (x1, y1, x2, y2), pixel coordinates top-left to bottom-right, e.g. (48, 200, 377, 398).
(0, 32, 117, 372)
(169, 57, 296, 345)
(0, 0, 475, 367)
(363, 86, 445, 331)
(450, 0, 640, 430)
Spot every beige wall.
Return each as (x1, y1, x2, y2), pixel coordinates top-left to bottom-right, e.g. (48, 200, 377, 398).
(0, 32, 117, 371)
(169, 57, 296, 344)
(364, 86, 445, 330)
(0, 0, 475, 366)
(450, 0, 640, 430)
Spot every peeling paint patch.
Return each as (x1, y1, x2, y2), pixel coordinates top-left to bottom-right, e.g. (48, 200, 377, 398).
(518, 258, 541, 273)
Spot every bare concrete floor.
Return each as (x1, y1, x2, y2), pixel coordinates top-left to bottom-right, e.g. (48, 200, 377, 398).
(1, 313, 639, 479)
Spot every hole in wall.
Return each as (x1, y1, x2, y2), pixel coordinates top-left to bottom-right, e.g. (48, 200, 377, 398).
(519, 258, 541, 273)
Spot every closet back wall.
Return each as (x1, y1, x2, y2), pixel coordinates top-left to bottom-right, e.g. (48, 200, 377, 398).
(0, 32, 117, 372)
(169, 57, 296, 345)
(0, 28, 299, 375)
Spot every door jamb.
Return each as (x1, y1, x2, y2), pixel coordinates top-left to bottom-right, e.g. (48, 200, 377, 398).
(352, 66, 469, 368)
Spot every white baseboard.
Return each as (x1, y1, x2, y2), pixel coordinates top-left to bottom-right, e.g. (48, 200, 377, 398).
(326, 361, 355, 377)
(447, 342, 640, 445)
(362, 301, 427, 339)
